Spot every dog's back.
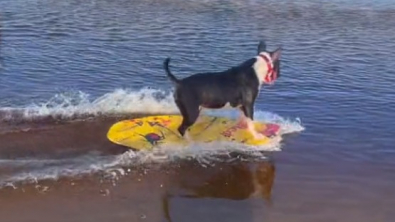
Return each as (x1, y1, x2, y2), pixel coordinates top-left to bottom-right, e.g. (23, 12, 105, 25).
(168, 58, 260, 108)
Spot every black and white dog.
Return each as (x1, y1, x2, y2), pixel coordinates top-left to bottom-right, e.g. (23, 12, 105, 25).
(163, 40, 282, 140)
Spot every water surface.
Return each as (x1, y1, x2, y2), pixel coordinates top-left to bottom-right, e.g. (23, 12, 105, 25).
(0, 0, 394, 221)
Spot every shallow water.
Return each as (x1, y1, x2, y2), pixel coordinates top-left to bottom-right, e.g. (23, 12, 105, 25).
(0, 0, 395, 221)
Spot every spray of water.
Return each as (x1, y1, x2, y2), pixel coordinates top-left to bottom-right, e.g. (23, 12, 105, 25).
(0, 88, 305, 188)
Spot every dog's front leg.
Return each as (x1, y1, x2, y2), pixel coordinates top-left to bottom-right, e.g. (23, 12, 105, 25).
(241, 104, 264, 140)
(237, 109, 248, 126)
(194, 106, 205, 124)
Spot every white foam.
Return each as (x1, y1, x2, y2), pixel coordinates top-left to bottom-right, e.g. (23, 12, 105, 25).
(201, 108, 305, 135)
(0, 88, 305, 188)
(1, 88, 305, 137)
(0, 141, 279, 188)
(1, 87, 179, 120)
(0, 111, 304, 188)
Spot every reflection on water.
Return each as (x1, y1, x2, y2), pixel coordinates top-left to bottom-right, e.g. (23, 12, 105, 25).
(162, 159, 275, 222)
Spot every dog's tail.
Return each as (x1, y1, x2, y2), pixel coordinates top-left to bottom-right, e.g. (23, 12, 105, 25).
(163, 57, 180, 85)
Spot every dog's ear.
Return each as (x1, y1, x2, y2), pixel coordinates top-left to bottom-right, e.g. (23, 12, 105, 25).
(257, 40, 266, 54)
(270, 47, 282, 61)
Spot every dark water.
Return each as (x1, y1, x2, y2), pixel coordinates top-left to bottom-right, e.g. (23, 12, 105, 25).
(0, 0, 395, 221)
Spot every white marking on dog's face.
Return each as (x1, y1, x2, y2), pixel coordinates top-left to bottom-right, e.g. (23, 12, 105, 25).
(253, 52, 273, 86)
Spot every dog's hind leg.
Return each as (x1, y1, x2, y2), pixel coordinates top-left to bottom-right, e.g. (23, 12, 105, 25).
(175, 100, 188, 136)
(175, 100, 200, 139)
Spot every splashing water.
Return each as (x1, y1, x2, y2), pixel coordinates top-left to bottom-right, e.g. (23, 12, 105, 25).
(0, 88, 304, 188)
(0, 87, 178, 121)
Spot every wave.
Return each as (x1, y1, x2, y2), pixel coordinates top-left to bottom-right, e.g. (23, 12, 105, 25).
(0, 88, 305, 189)
(0, 88, 178, 123)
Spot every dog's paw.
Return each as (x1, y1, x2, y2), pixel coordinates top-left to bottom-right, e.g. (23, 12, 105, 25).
(252, 132, 265, 140)
(183, 131, 193, 142)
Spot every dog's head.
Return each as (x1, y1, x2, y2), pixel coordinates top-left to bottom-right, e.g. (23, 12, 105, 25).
(253, 40, 282, 85)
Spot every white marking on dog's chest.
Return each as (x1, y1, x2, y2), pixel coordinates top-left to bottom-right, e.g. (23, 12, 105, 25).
(199, 102, 241, 114)
(223, 102, 241, 109)
(253, 52, 271, 85)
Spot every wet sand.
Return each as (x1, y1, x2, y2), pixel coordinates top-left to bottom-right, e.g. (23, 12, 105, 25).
(0, 158, 275, 222)
(1, 148, 394, 222)
(0, 114, 394, 222)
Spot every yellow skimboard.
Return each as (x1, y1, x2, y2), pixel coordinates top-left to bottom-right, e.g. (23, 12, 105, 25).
(107, 115, 281, 150)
